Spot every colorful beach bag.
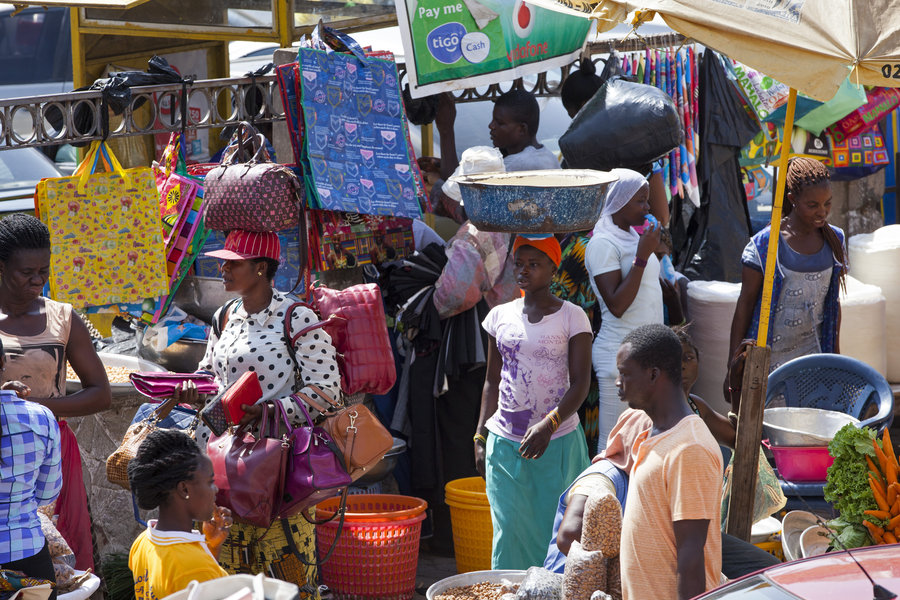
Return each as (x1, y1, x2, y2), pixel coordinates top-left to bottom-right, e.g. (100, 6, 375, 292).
(35, 141, 168, 308)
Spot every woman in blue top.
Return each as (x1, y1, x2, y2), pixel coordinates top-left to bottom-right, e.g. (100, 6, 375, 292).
(728, 157, 847, 406)
(0, 337, 62, 599)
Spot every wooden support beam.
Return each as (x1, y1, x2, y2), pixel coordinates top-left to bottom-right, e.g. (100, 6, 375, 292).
(725, 344, 771, 540)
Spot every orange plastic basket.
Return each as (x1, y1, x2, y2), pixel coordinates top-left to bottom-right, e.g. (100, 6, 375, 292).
(316, 495, 427, 600)
(316, 494, 427, 522)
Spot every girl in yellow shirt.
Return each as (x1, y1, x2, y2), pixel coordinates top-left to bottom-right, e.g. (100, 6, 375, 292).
(128, 429, 232, 600)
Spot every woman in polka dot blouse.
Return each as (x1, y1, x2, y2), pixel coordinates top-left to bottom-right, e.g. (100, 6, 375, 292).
(197, 229, 341, 597)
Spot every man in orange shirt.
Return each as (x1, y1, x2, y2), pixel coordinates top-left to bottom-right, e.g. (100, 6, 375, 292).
(615, 324, 723, 600)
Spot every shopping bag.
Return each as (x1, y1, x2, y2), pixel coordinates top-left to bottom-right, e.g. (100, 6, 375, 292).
(36, 141, 169, 309)
(296, 25, 424, 218)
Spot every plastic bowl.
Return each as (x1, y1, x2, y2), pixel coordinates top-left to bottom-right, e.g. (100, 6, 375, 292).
(762, 407, 859, 447)
(455, 169, 617, 233)
(763, 440, 833, 481)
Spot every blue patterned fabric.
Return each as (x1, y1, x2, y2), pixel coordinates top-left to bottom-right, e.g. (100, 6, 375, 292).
(743, 224, 844, 354)
(0, 390, 61, 562)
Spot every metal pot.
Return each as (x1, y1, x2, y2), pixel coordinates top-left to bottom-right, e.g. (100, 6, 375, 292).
(136, 331, 209, 373)
(352, 437, 407, 486)
(172, 276, 239, 324)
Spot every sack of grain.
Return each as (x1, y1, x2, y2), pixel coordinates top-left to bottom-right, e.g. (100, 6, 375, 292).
(563, 541, 606, 600)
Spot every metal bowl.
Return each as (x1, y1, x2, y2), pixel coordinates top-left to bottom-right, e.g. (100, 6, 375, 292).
(763, 407, 860, 447)
(352, 436, 407, 486)
(426, 570, 527, 600)
(137, 336, 209, 373)
(172, 276, 239, 324)
(455, 169, 617, 233)
(66, 352, 167, 396)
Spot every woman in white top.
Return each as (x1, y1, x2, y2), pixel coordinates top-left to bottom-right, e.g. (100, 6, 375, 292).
(585, 169, 664, 449)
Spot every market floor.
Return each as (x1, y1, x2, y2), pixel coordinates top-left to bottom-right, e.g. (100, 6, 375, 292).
(414, 543, 458, 600)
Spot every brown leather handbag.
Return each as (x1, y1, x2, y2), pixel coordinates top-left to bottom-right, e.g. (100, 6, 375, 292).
(296, 387, 393, 482)
(107, 395, 181, 490)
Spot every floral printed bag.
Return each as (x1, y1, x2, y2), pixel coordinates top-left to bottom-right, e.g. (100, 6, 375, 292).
(35, 141, 169, 308)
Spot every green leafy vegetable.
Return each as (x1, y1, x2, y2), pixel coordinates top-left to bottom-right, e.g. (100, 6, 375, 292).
(823, 424, 878, 526)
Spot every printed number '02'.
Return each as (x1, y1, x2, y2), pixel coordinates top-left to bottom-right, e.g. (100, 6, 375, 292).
(881, 64, 900, 79)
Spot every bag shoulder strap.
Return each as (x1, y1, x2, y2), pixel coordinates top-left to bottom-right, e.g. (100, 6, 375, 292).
(213, 298, 242, 339)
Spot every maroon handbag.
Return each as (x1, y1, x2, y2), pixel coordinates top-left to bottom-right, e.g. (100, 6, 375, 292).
(129, 372, 218, 399)
(207, 403, 288, 528)
(204, 122, 304, 233)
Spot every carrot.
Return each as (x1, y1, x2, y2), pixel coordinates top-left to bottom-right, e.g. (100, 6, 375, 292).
(893, 498, 900, 515)
(870, 477, 891, 511)
(864, 519, 885, 543)
(884, 429, 899, 469)
(889, 514, 900, 530)
(866, 509, 891, 520)
(867, 455, 883, 480)
(870, 472, 887, 497)
(875, 439, 890, 473)
(886, 458, 899, 488)
(884, 531, 898, 545)
(890, 484, 898, 508)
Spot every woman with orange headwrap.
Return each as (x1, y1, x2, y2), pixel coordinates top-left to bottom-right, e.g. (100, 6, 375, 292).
(475, 234, 593, 569)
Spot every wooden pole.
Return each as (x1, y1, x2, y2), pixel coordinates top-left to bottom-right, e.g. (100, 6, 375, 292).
(726, 88, 797, 540)
(725, 345, 770, 539)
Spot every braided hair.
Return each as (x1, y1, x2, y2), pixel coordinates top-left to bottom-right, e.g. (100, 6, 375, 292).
(784, 157, 847, 290)
(0, 214, 50, 264)
(128, 429, 203, 510)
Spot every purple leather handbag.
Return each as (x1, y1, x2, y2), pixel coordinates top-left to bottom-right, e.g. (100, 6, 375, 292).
(204, 123, 304, 233)
(276, 397, 351, 519)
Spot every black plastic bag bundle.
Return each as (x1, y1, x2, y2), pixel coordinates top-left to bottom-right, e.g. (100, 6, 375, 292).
(559, 76, 683, 171)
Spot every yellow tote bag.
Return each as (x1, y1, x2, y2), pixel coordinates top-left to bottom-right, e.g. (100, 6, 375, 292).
(36, 141, 169, 309)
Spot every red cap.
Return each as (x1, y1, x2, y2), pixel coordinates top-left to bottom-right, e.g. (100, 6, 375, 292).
(204, 230, 281, 261)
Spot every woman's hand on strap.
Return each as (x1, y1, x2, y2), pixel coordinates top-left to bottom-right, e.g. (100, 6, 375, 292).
(238, 401, 272, 428)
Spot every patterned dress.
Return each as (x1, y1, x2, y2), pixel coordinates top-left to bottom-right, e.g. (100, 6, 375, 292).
(550, 233, 600, 456)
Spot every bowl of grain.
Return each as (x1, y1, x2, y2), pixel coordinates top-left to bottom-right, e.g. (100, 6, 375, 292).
(427, 570, 527, 600)
(66, 352, 167, 396)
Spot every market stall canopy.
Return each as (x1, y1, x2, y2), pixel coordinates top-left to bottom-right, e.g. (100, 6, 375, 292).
(525, 0, 900, 101)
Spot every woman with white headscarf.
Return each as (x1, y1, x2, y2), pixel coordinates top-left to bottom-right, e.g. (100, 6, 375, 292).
(585, 168, 664, 449)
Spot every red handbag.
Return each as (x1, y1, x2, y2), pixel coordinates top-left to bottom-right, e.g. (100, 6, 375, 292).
(207, 403, 288, 528)
(310, 283, 397, 396)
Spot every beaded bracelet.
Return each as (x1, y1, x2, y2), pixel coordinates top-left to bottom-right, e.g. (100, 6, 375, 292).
(473, 433, 487, 446)
(545, 408, 561, 433)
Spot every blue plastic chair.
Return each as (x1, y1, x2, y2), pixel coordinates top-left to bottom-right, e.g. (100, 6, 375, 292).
(765, 354, 895, 511)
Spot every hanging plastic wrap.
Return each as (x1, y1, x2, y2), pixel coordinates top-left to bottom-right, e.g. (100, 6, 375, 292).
(685, 280, 741, 415)
(848, 225, 900, 381)
(839, 276, 887, 377)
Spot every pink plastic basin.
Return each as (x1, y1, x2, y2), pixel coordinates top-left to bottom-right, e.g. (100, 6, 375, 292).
(763, 440, 834, 482)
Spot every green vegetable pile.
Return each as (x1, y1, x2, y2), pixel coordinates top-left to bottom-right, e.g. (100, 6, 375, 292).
(823, 424, 878, 548)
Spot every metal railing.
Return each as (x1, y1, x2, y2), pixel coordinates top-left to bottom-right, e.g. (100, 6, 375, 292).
(0, 32, 685, 151)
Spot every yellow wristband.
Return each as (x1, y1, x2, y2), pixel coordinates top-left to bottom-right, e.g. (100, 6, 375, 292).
(473, 433, 487, 445)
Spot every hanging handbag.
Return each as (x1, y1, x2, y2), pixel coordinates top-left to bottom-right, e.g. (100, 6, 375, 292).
(107, 395, 182, 490)
(207, 403, 289, 528)
(297, 387, 393, 483)
(204, 122, 304, 233)
(129, 372, 219, 399)
(309, 282, 397, 395)
(276, 399, 350, 519)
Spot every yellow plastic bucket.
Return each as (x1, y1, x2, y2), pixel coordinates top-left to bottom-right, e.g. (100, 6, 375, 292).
(445, 477, 493, 573)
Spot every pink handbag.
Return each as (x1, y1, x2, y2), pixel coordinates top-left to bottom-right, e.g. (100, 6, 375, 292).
(129, 372, 219, 399)
(310, 283, 397, 395)
(204, 122, 304, 233)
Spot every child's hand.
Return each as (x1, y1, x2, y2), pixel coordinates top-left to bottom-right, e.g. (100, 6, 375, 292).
(1, 381, 30, 399)
(202, 506, 233, 549)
